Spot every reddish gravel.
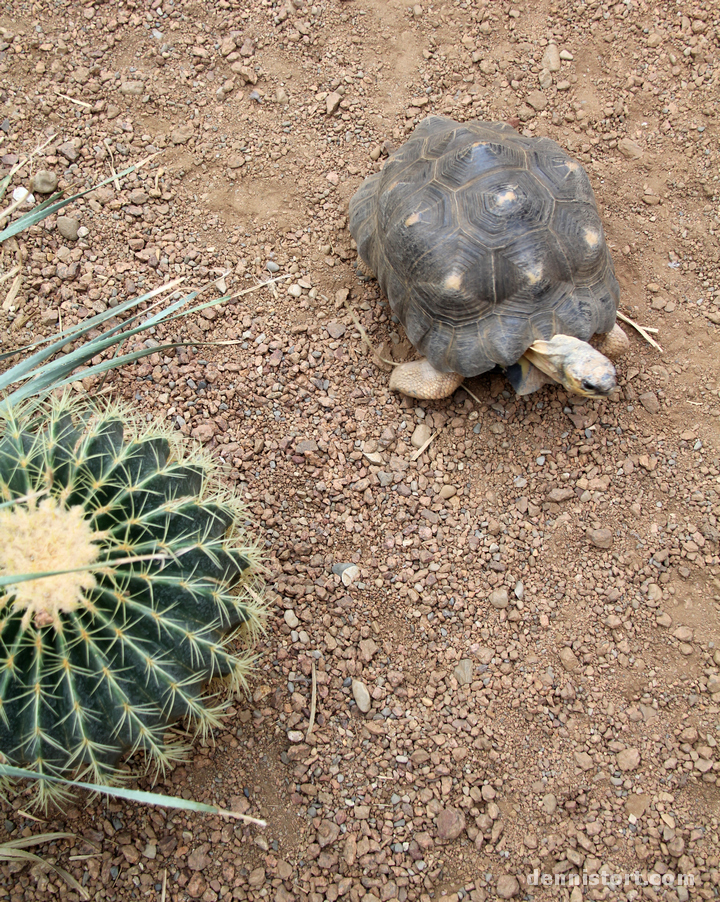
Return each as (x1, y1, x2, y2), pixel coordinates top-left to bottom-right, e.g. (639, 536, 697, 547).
(1, 0, 720, 901)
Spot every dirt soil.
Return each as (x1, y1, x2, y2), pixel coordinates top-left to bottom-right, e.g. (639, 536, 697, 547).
(1, 0, 720, 901)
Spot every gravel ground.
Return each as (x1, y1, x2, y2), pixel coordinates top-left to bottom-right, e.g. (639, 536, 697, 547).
(1, 0, 720, 901)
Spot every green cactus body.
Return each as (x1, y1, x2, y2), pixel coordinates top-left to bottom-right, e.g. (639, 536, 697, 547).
(0, 396, 265, 806)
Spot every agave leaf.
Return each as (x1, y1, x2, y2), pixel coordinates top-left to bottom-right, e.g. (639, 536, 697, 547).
(0, 278, 186, 390)
(0, 135, 57, 209)
(0, 765, 267, 826)
(0, 830, 88, 900)
(0, 272, 293, 409)
(0, 190, 64, 227)
(0, 155, 157, 244)
(0, 831, 75, 851)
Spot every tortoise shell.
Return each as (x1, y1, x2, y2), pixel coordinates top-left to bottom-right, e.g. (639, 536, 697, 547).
(348, 116, 619, 376)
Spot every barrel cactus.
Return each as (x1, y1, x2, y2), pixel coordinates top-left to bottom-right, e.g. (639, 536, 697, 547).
(0, 395, 266, 807)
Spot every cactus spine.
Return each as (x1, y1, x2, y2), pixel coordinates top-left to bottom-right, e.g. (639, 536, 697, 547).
(0, 396, 266, 807)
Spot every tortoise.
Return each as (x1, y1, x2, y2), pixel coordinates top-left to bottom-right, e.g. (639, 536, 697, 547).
(348, 116, 628, 400)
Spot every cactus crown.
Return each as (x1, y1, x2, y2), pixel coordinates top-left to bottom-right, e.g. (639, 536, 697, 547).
(0, 395, 266, 808)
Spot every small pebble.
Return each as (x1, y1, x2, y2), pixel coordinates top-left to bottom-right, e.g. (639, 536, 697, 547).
(31, 170, 58, 194)
(56, 216, 80, 241)
(352, 679, 371, 713)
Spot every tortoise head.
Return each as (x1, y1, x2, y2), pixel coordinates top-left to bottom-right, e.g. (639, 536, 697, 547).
(523, 335, 617, 398)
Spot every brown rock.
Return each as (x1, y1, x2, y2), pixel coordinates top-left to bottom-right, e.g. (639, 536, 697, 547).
(618, 138, 643, 159)
(326, 92, 342, 115)
(587, 527, 613, 549)
(497, 875, 520, 898)
(489, 588, 509, 609)
(574, 751, 594, 771)
(559, 647, 579, 672)
(186, 874, 206, 899)
(436, 807, 466, 842)
(359, 638, 379, 661)
(121, 845, 140, 864)
(639, 391, 660, 414)
(192, 424, 216, 443)
(317, 820, 340, 848)
(625, 793, 651, 818)
(547, 487, 575, 503)
(526, 90, 547, 111)
(57, 141, 79, 162)
(343, 833, 357, 866)
(170, 123, 195, 145)
(187, 849, 212, 870)
(616, 748, 641, 772)
(414, 831, 434, 850)
(673, 626, 693, 642)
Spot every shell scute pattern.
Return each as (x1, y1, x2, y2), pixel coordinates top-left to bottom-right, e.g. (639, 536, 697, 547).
(348, 116, 620, 377)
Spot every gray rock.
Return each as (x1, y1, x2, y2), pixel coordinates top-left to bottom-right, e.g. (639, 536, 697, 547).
(341, 565, 359, 587)
(32, 170, 58, 194)
(56, 216, 79, 241)
(453, 659, 473, 686)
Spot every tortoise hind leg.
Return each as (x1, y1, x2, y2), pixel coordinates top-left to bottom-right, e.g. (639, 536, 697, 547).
(593, 323, 629, 360)
(389, 359, 464, 400)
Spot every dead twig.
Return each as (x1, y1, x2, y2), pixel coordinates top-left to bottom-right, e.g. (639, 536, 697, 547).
(616, 310, 663, 353)
(54, 92, 92, 109)
(410, 429, 441, 461)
